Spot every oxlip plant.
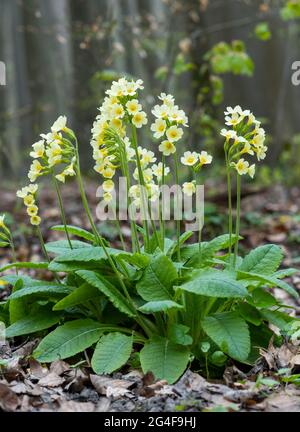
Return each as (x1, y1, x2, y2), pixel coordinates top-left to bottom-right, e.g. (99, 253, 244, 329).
(0, 78, 299, 384)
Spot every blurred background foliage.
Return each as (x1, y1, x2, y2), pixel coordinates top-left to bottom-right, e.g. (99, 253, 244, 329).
(1, 0, 300, 186)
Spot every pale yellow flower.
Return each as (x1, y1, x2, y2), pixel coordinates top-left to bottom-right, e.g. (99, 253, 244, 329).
(51, 115, 67, 133)
(30, 215, 41, 226)
(232, 158, 249, 175)
(248, 164, 256, 178)
(0, 214, 6, 228)
(24, 194, 35, 207)
(152, 162, 170, 180)
(183, 182, 196, 196)
(103, 192, 113, 202)
(199, 151, 213, 165)
(132, 111, 148, 128)
(27, 205, 39, 217)
(103, 180, 114, 193)
(150, 119, 167, 139)
(166, 125, 183, 143)
(158, 140, 176, 156)
(126, 99, 141, 115)
(28, 160, 43, 182)
(181, 151, 198, 166)
(111, 103, 125, 119)
(30, 140, 45, 159)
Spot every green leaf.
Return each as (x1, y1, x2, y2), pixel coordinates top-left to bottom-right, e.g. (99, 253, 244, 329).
(140, 336, 190, 384)
(202, 312, 250, 361)
(166, 231, 193, 257)
(53, 283, 101, 311)
(8, 284, 72, 301)
(117, 253, 150, 269)
(181, 234, 240, 264)
(53, 247, 125, 263)
(51, 225, 95, 243)
(273, 268, 299, 279)
(237, 302, 262, 326)
(91, 332, 133, 374)
(136, 254, 177, 301)
(46, 240, 92, 255)
(5, 311, 62, 338)
(48, 261, 101, 272)
(0, 262, 48, 272)
(76, 270, 136, 317)
(168, 324, 193, 346)
(239, 244, 283, 275)
(238, 271, 299, 299)
(138, 300, 183, 314)
(249, 288, 278, 308)
(33, 319, 104, 362)
(178, 269, 247, 298)
(260, 309, 294, 331)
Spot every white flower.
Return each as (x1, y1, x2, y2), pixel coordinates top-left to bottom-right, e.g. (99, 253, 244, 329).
(166, 125, 183, 143)
(0, 214, 6, 228)
(132, 111, 148, 128)
(140, 149, 157, 167)
(126, 99, 141, 115)
(231, 158, 249, 175)
(30, 140, 45, 159)
(152, 162, 170, 180)
(28, 160, 44, 182)
(151, 104, 169, 119)
(199, 151, 213, 165)
(150, 119, 167, 139)
(103, 180, 115, 193)
(133, 167, 153, 183)
(183, 182, 196, 196)
(46, 142, 62, 167)
(158, 140, 176, 156)
(51, 115, 67, 133)
(158, 93, 175, 107)
(248, 164, 256, 178)
(181, 151, 198, 166)
(256, 145, 268, 161)
(111, 103, 125, 119)
(220, 129, 237, 141)
(241, 142, 254, 156)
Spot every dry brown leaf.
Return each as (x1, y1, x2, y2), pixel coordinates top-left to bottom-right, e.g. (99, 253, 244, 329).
(90, 375, 133, 398)
(0, 382, 19, 411)
(38, 372, 65, 388)
(58, 400, 95, 412)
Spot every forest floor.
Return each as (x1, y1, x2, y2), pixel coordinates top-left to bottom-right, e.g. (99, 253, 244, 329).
(0, 180, 300, 412)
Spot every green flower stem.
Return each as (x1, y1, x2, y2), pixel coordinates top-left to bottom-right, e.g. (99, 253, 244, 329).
(131, 125, 161, 251)
(130, 125, 150, 250)
(36, 226, 50, 263)
(161, 155, 166, 250)
(52, 174, 73, 250)
(173, 152, 181, 264)
(193, 170, 202, 261)
(120, 144, 140, 253)
(113, 208, 126, 251)
(74, 142, 152, 337)
(233, 174, 241, 268)
(225, 147, 233, 268)
(9, 232, 18, 275)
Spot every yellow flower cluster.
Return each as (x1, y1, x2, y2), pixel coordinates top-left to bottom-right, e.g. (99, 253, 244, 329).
(28, 116, 76, 184)
(151, 93, 188, 156)
(91, 77, 149, 202)
(220, 106, 267, 178)
(16, 184, 41, 226)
